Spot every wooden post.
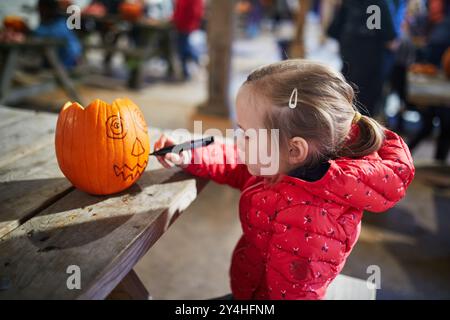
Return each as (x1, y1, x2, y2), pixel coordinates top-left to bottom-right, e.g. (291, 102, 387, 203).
(289, 0, 311, 59)
(0, 49, 18, 104)
(107, 269, 152, 300)
(198, 0, 234, 118)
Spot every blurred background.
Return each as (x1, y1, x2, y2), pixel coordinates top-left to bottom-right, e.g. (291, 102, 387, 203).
(0, 0, 449, 299)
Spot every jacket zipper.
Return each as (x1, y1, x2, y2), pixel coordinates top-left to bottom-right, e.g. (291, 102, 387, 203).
(239, 180, 267, 299)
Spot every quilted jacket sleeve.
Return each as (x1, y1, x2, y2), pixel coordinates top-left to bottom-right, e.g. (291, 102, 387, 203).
(340, 129, 415, 212)
(183, 142, 254, 190)
(308, 129, 415, 213)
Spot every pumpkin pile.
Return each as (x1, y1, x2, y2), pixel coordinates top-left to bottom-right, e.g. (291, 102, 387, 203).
(82, 2, 107, 17)
(55, 98, 150, 195)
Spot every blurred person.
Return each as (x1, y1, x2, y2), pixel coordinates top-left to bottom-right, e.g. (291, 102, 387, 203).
(408, 0, 450, 163)
(408, 106, 450, 163)
(328, 0, 397, 117)
(172, 0, 204, 80)
(270, 0, 295, 59)
(380, 0, 410, 132)
(382, 0, 408, 80)
(246, 0, 264, 38)
(422, 0, 450, 65)
(35, 0, 82, 69)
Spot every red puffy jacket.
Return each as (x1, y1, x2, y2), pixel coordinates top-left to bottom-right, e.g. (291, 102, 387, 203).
(184, 128, 415, 299)
(173, 0, 204, 33)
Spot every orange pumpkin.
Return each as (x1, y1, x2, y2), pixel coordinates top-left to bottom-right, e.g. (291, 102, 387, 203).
(236, 1, 252, 14)
(3, 16, 27, 33)
(55, 98, 150, 195)
(119, 1, 144, 21)
(442, 47, 450, 79)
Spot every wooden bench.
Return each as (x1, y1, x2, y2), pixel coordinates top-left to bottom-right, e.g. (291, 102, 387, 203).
(0, 38, 82, 105)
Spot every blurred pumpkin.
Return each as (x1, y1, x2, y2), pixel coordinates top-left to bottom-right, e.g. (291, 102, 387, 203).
(82, 2, 107, 17)
(409, 63, 438, 76)
(119, 1, 144, 22)
(3, 16, 27, 33)
(236, 1, 252, 14)
(442, 47, 450, 79)
(55, 98, 150, 195)
(59, 0, 73, 11)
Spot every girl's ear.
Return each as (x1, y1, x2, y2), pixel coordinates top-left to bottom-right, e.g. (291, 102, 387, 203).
(288, 137, 309, 165)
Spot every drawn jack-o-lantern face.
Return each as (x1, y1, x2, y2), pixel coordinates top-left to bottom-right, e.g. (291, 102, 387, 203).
(55, 98, 150, 195)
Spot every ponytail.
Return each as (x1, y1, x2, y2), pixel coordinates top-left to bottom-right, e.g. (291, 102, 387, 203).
(337, 113, 385, 158)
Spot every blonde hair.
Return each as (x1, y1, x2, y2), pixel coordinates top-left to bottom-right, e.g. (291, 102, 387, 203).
(244, 59, 385, 166)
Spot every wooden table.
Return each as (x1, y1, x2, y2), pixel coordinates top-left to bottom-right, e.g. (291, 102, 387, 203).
(0, 105, 208, 299)
(80, 15, 181, 89)
(0, 38, 82, 105)
(407, 72, 450, 107)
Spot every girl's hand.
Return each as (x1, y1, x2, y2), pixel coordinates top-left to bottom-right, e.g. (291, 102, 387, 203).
(153, 134, 190, 169)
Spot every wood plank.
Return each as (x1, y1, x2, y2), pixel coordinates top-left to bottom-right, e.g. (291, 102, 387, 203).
(0, 163, 208, 299)
(106, 269, 151, 300)
(0, 38, 64, 50)
(1, 82, 57, 106)
(0, 110, 57, 168)
(0, 143, 73, 239)
(0, 106, 34, 129)
(0, 108, 182, 240)
(0, 107, 70, 238)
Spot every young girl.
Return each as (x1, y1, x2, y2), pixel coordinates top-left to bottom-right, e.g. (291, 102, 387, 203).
(154, 60, 415, 300)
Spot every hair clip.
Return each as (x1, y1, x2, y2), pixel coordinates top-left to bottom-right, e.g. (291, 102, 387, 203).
(289, 88, 298, 109)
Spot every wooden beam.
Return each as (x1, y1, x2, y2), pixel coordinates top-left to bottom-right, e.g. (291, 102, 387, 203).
(289, 0, 311, 59)
(107, 269, 151, 300)
(198, 0, 235, 118)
